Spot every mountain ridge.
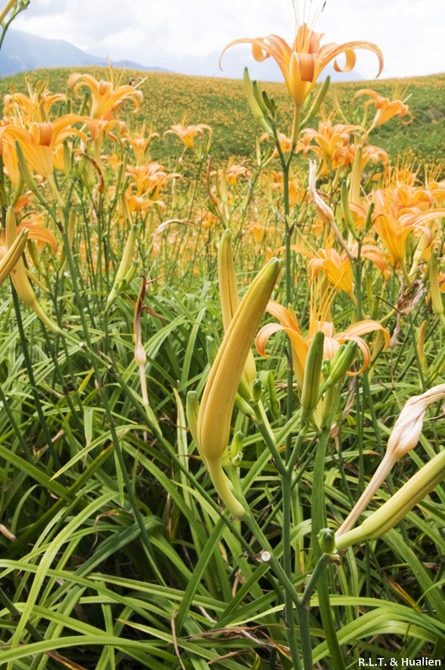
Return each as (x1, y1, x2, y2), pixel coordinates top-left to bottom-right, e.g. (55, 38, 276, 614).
(0, 29, 168, 77)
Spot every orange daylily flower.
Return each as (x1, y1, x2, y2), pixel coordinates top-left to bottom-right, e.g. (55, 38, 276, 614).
(68, 73, 143, 120)
(351, 190, 445, 271)
(355, 88, 412, 131)
(222, 23, 383, 108)
(300, 119, 361, 161)
(1, 115, 92, 183)
(3, 81, 66, 124)
(164, 122, 212, 150)
(256, 294, 389, 394)
(124, 124, 159, 163)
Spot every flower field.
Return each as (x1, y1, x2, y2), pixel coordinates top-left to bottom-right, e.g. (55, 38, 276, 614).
(0, 2, 445, 669)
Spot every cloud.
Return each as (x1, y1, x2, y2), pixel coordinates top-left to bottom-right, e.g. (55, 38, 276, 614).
(12, 0, 445, 78)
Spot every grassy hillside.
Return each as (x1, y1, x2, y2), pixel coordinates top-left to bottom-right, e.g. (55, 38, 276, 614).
(1, 66, 444, 166)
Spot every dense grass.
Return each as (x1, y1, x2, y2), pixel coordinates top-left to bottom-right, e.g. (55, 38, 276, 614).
(1, 67, 444, 165)
(0, 54, 445, 670)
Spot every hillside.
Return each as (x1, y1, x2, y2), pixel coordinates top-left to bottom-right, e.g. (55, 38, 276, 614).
(0, 66, 444, 166)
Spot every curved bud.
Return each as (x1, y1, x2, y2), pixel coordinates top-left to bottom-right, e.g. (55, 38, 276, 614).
(197, 257, 281, 517)
(6, 208, 62, 334)
(199, 257, 281, 459)
(335, 449, 445, 551)
(337, 383, 445, 537)
(0, 227, 28, 286)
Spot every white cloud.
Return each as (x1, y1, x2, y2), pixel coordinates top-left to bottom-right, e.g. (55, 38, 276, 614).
(12, 0, 445, 78)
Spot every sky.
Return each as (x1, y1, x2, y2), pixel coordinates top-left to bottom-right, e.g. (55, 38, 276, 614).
(11, 0, 445, 81)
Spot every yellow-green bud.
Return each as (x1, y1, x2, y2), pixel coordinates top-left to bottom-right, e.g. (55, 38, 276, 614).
(243, 68, 274, 136)
(230, 431, 244, 466)
(252, 378, 263, 402)
(206, 335, 219, 366)
(301, 75, 330, 127)
(106, 225, 138, 308)
(218, 229, 257, 390)
(186, 391, 200, 454)
(335, 449, 445, 551)
(429, 252, 445, 327)
(318, 528, 336, 554)
(300, 330, 324, 424)
(0, 227, 28, 286)
(197, 257, 281, 517)
(326, 340, 357, 387)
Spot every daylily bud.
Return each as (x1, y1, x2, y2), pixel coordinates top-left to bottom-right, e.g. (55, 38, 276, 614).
(243, 68, 274, 136)
(301, 75, 330, 127)
(197, 257, 281, 517)
(341, 180, 359, 241)
(335, 448, 445, 551)
(0, 227, 28, 286)
(337, 383, 445, 536)
(309, 161, 352, 259)
(417, 320, 428, 375)
(106, 224, 138, 308)
(186, 391, 201, 454)
(218, 229, 257, 390)
(261, 89, 277, 117)
(15, 142, 41, 199)
(348, 145, 363, 209)
(6, 208, 62, 334)
(429, 252, 445, 329)
(252, 378, 263, 402)
(300, 330, 324, 424)
(206, 335, 219, 366)
(230, 431, 244, 466)
(259, 369, 280, 421)
(325, 340, 357, 388)
(318, 528, 336, 554)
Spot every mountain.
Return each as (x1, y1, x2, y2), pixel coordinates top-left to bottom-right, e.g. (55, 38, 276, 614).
(0, 29, 167, 77)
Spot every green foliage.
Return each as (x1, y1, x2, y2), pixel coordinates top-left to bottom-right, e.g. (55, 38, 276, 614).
(0, 67, 444, 164)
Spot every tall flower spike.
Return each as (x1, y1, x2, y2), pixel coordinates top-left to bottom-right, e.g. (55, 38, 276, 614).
(337, 384, 445, 536)
(198, 257, 282, 518)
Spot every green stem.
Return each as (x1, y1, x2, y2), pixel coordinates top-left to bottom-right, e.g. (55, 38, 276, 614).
(311, 425, 347, 670)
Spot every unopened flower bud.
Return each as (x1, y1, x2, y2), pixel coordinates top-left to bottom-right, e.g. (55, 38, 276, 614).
(230, 431, 244, 466)
(326, 340, 357, 387)
(300, 330, 324, 424)
(335, 448, 445, 551)
(318, 528, 336, 554)
(252, 378, 263, 402)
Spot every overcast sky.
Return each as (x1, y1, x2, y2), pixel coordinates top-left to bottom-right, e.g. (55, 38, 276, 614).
(12, 0, 445, 80)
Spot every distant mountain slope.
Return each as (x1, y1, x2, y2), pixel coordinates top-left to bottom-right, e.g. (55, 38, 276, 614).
(0, 29, 167, 76)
